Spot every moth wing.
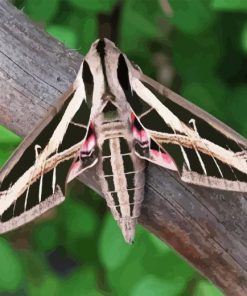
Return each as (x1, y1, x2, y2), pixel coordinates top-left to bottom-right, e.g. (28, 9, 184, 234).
(0, 60, 96, 232)
(117, 54, 247, 192)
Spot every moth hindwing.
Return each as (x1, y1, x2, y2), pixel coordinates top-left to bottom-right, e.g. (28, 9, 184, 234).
(0, 38, 247, 243)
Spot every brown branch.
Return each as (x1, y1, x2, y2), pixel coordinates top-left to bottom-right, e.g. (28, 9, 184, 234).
(0, 1, 247, 295)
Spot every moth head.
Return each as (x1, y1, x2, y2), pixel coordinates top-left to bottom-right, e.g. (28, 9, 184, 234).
(87, 38, 119, 59)
(85, 38, 141, 82)
(84, 38, 142, 119)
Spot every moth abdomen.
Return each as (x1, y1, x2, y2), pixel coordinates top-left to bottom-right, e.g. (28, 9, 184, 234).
(95, 122, 146, 243)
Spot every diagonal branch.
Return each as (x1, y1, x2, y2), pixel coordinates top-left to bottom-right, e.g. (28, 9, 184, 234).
(0, 1, 247, 295)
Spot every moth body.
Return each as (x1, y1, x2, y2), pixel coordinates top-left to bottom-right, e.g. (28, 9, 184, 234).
(78, 39, 148, 243)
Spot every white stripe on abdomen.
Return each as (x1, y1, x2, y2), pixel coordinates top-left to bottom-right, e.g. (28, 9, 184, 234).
(109, 138, 131, 217)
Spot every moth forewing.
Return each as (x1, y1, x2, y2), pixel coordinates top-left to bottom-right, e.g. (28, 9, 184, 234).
(0, 61, 94, 232)
(135, 73, 247, 192)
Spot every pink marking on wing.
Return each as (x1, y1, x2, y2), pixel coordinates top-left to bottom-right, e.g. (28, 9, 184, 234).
(132, 127, 140, 140)
(150, 149, 177, 170)
(131, 114, 148, 143)
(80, 134, 96, 153)
(67, 161, 81, 183)
(133, 127, 148, 142)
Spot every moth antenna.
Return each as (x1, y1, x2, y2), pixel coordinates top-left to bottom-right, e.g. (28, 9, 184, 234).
(139, 107, 154, 119)
(52, 167, 56, 194)
(172, 127, 191, 171)
(52, 148, 59, 194)
(70, 121, 87, 129)
(212, 157, 224, 178)
(195, 148, 207, 175)
(34, 145, 42, 159)
(189, 118, 199, 136)
(24, 185, 30, 211)
(39, 171, 44, 203)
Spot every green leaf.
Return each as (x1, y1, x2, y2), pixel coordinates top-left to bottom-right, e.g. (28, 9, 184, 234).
(181, 78, 228, 120)
(142, 248, 195, 284)
(120, 0, 161, 53)
(0, 126, 20, 167)
(0, 144, 18, 168)
(130, 275, 185, 296)
(168, 0, 215, 34)
(0, 238, 23, 292)
(241, 22, 247, 53)
(106, 238, 148, 295)
(47, 25, 77, 49)
(79, 14, 98, 52)
(28, 273, 61, 296)
(99, 213, 132, 271)
(63, 198, 98, 240)
(229, 86, 247, 137)
(173, 31, 221, 81)
(194, 280, 224, 296)
(212, 0, 247, 11)
(59, 267, 101, 295)
(0, 126, 20, 143)
(106, 224, 195, 296)
(33, 221, 59, 252)
(148, 233, 170, 253)
(68, 0, 117, 13)
(25, 0, 59, 23)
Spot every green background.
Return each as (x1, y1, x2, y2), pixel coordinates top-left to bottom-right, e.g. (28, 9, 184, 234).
(1, 0, 247, 295)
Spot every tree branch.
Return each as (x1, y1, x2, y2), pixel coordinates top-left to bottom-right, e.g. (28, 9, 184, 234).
(0, 1, 247, 295)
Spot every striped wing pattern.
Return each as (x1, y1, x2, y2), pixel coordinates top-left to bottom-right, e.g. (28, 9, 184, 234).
(117, 50, 247, 192)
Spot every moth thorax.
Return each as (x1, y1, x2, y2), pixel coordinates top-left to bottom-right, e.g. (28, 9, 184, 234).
(102, 101, 118, 121)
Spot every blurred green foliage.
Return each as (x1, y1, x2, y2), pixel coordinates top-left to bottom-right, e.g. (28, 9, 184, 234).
(1, 0, 247, 294)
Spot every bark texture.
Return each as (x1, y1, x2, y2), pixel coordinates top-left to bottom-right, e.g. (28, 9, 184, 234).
(0, 1, 247, 295)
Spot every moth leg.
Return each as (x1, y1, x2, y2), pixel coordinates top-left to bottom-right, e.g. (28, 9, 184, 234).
(70, 122, 88, 129)
(139, 107, 154, 119)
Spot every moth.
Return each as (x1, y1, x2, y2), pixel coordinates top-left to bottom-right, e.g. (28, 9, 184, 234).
(0, 38, 247, 244)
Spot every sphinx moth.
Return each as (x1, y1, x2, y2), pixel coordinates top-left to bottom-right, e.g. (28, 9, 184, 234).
(0, 38, 247, 243)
